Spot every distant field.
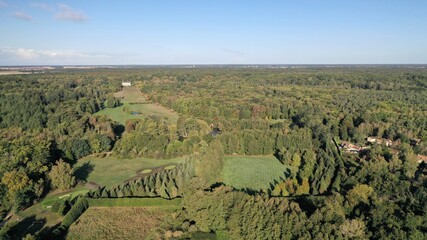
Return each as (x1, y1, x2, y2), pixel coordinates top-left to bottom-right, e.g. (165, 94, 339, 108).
(67, 206, 175, 240)
(73, 156, 185, 187)
(222, 156, 289, 192)
(95, 86, 178, 124)
(0, 71, 31, 75)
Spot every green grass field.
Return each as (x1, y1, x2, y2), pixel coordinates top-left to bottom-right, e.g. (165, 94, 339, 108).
(73, 156, 185, 188)
(113, 86, 145, 102)
(222, 155, 289, 192)
(4, 203, 62, 239)
(41, 188, 89, 209)
(95, 87, 178, 124)
(94, 102, 178, 125)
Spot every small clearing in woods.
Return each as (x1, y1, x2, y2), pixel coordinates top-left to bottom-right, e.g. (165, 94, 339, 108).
(113, 86, 145, 102)
(95, 86, 178, 124)
(73, 155, 185, 187)
(222, 155, 290, 192)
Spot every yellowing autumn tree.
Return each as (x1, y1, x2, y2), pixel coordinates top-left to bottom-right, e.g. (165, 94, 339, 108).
(49, 159, 75, 191)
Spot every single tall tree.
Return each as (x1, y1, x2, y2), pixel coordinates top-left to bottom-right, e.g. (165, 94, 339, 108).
(49, 159, 75, 191)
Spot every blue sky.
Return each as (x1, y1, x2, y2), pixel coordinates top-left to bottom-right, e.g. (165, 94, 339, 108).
(0, 0, 426, 65)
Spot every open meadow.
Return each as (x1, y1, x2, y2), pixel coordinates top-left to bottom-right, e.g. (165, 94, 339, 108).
(222, 155, 289, 192)
(95, 86, 179, 124)
(1, 203, 62, 239)
(73, 155, 185, 188)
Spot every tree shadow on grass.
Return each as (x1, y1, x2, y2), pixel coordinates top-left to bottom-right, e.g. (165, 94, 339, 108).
(37, 223, 67, 240)
(6, 215, 46, 239)
(74, 161, 95, 182)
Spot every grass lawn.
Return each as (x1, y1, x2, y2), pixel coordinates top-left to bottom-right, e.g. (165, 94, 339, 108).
(94, 102, 179, 125)
(4, 203, 62, 239)
(41, 187, 89, 209)
(113, 86, 146, 102)
(222, 155, 289, 192)
(73, 156, 185, 188)
(67, 206, 176, 240)
(95, 86, 178, 124)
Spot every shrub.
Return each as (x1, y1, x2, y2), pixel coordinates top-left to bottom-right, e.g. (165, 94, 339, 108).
(51, 200, 60, 213)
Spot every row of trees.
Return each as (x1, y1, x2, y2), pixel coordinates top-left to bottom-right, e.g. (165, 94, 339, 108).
(113, 116, 211, 158)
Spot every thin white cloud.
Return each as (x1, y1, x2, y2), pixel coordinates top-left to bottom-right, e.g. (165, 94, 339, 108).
(0, 47, 110, 64)
(56, 3, 88, 22)
(0, 1, 7, 8)
(222, 48, 244, 56)
(4, 48, 106, 59)
(31, 2, 51, 11)
(13, 12, 33, 21)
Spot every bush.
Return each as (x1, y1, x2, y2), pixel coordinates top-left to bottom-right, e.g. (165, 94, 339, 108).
(51, 200, 60, 213)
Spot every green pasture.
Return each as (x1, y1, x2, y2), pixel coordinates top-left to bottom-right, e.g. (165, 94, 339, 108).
(95, 101, 178, 125)
(222, 155, 289, 192)
(73, 156, 185, 188)
(95, 86, 178, 124)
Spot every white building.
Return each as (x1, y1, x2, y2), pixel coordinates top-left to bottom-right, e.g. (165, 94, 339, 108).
(122, 81, 131, 87)
(367, 137, 392, 146)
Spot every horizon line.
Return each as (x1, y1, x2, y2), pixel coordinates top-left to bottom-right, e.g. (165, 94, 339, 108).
(1, 63, 427, 67)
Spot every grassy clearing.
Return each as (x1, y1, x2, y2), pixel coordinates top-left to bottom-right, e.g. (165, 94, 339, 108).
(67, 207, 174, 240)
(73, 156, 185, 188)
(222, 155, 289, 192)
(3, 203, 62, 239)
(41, 188, 89, 209)
(113, 86, 146, 102)
(95, 86, 178, 124)
(94, 102, 178, 124)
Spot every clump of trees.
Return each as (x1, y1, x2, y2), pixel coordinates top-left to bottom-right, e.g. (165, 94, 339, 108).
(49, 159, 75, 191)
(105, 96, 121, 108)
(113, 116, 211, 159)
(0, 73, 118, 212)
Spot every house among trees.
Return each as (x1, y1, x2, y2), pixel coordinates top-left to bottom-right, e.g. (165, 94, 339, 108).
(122, 81, 132, 87)
(367, 137, 392, 146)
(339, 141, 367, 154)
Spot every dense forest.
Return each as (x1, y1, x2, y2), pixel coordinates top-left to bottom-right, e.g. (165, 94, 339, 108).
(0, 67, 426, 239)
